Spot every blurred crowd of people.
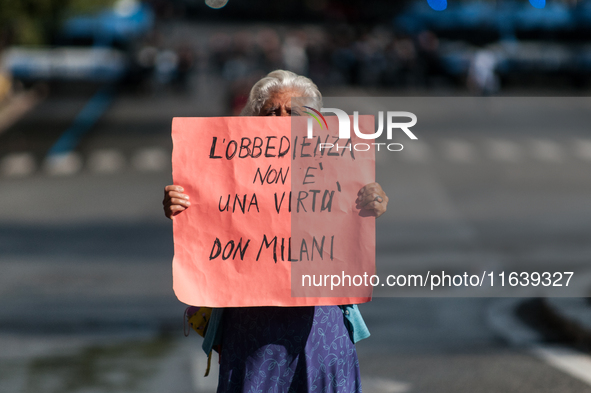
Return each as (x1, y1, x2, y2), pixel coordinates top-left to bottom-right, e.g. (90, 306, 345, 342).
(131, 30, 196, 94)
(204, 25, 444, 114)
(128, 21, 523, 111)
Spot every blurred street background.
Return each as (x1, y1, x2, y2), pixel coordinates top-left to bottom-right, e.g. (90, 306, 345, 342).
(2, 0, 591, 392)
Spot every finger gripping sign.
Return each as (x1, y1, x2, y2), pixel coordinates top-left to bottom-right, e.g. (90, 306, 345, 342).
(172, 116, 375, 307)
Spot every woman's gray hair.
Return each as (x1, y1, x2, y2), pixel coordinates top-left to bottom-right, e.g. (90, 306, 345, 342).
(240, 70, 322, 116)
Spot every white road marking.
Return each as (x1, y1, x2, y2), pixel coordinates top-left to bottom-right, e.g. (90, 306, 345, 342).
(43, 153, 82, 176)
(487, 140, 522, 162)
(442, 140, 475, 163)
(532, 345, 591, 386)
(488, 298, 591, 387)
(573, 139, 591, 161)
(88, 149, 126, 174)
(0, 153, 36, 177)
(362, 376, 411, 393)
(530, 139, 563, 162)
(400, 141, 430, 163)
(132, 148, 168, 172)
(4, 139, 588, 177)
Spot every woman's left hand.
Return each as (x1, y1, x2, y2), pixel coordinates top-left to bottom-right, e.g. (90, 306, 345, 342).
(357, 182, 388, 218)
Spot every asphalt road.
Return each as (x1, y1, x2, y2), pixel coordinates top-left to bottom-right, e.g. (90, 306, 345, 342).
(1, 73, 591, 392)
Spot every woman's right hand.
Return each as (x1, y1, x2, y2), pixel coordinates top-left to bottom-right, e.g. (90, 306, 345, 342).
(163, 185, 191, 219)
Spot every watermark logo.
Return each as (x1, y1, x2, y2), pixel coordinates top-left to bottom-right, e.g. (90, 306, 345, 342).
(305, 109, 418, 140)
(303, 108, 418, 153)
(303, 106, 328, 130)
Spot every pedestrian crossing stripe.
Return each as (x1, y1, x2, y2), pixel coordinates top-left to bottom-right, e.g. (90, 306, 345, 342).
(1, 139, 591, 178)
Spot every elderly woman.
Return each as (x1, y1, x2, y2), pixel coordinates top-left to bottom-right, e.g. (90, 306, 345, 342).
(163, 70, 388, 393)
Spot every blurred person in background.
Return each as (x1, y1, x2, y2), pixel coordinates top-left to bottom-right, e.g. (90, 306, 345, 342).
(163, 70, 388, 393)
(467, 49, 499, 95)
(282, 31, 308, 76)
(172, 43, 195, 92)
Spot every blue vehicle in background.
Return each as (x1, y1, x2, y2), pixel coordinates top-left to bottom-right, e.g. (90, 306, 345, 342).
(1, 0, 154, 84)
(395, 0, 591, 88)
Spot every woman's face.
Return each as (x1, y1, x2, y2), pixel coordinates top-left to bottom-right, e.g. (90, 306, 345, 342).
(259, 88, 302, 117)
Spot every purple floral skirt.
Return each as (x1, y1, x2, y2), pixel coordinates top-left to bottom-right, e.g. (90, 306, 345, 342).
(217, 306, 361, 393)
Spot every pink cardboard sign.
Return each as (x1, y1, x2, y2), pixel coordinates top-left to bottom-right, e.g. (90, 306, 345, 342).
(171, 116, 375, 307)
